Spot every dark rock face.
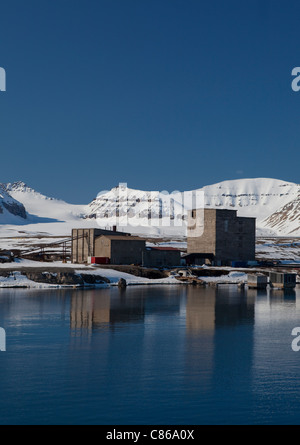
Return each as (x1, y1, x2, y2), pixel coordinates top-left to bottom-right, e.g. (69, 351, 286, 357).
(23, 271, 110, 286)
(2, 201, 27, 219)
(24, 271, 83, 285)
(80, 274, 110, 284)
(0, 184, 27, 220)
(118, 278, 127, 288)
(0, 270, 12, 278)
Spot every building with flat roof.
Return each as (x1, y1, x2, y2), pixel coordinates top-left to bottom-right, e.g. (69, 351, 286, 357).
(269, 272, 296, 289)
(71, 228, 131, 264)
(72, 228, 182, 267)
(143, 246, 181, 268)
(94, 235, 145, 265)
(187, 208, 256, 265)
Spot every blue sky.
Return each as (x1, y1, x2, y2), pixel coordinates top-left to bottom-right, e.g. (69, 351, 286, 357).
(0, 0, 299, 203)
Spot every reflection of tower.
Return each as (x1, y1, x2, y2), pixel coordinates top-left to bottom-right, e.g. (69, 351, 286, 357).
(185, 286, 217, 392)
(186, 286, 216, 331)
(214, 286, 255, 326)
(212, 286, 255, 399)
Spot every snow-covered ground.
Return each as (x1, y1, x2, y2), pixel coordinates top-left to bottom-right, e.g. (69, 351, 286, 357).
(0, 258, 298, 289)
(197, 271, 248, 283)
(0, 259, 183, 288)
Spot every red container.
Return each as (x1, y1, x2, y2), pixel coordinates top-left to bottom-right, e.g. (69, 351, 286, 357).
(91, 257, 110, 264)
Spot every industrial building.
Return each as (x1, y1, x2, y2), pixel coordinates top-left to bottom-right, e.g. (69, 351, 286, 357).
(71, 228, 181, 267)
(143, 246, 181, 268)
(187, 208, 256, 265)
(92, 235, 145, 265)
(269, 272, 296, 289)
(247, 273, 268, 289)
(71, 228, 131, 264)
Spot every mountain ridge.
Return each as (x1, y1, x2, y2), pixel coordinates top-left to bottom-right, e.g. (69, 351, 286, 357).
(0, 178, 299, 237)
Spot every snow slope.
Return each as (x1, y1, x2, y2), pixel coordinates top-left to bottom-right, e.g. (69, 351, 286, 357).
(0, 259, 183, 287)
(0, 181, 89, 236)
(260, 191, 300, 236)
(4, 181, 86, 221)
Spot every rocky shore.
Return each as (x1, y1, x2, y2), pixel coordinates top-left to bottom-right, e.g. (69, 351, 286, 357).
(0, 262, 175, 287)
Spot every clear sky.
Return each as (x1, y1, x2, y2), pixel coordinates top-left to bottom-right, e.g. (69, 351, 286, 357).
(0, 0, 299, 203)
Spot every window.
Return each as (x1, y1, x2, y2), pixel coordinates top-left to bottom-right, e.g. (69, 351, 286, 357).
(224, 220, 228, 232)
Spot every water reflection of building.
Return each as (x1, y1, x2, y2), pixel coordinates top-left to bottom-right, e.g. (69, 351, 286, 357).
(70, 288, 145, 331)
(247, 287, 268, 300)
(185, 285, 256, 332)
(213, 286, 256, 398)
(214, 286, 255, 326)
(185, 286, 217, 392)
(70, 290, 110, 330)
(185, 285, 256, 395)
(269, 288, 296, 305)
(186, 286, 216, 331)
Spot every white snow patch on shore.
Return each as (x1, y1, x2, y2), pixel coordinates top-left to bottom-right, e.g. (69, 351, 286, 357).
(0, 259, 183, 287)
(198, 271, 247, 283)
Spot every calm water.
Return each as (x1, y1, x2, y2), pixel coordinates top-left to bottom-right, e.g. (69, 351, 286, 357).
(0, 283, 300, 425)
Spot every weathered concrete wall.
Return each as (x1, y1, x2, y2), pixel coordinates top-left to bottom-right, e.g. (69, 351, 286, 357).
(187, 208, 217, 255)
(72, 228, 130, 263)
(215, 213, 255, 262)
(143, 249, 181, 268)
(110, 239, 145, 265)
(187, 208, 256, 263)
(94, 236, 111, 259)
(94, 236, 146, 265)
(71, 229, 95, 264)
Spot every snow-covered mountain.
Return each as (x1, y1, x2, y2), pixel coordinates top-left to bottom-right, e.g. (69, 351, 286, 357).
(4, 181, 86, 222)
(0, 184, 27, 222)
(0, 181, 88, 236)
(261, 191, 300, 236)
(0, 178, 299, 237)
(85, 178, 300, 237)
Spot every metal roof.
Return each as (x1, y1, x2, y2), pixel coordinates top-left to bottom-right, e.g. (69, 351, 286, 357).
(99, 235, 145, 241)
(148, 246, 180, 251)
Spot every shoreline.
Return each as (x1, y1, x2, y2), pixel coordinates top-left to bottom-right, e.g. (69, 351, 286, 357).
(0, 259, 299, 289)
